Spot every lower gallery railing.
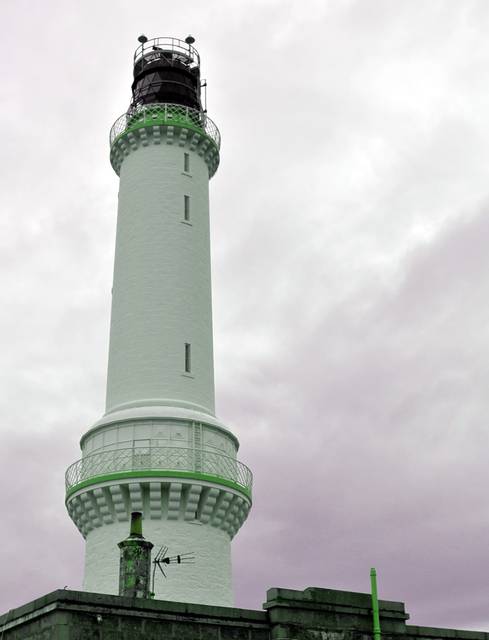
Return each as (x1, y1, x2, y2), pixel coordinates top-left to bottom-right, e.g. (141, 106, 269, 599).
(65, 446, 253, 497)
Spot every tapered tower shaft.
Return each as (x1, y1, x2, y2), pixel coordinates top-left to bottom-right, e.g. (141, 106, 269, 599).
(106, 133, 215, 416)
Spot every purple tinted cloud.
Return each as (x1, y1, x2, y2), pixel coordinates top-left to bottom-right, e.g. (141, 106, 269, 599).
(2, 0, 489, 631)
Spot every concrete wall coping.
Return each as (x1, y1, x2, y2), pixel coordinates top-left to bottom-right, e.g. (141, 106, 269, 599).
(264, 586, 408, 617)
(406, 625, 489, 640)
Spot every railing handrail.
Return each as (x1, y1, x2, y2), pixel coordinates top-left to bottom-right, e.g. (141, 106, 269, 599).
(109, 102, 220, 150)
(133, 37, 200, 69)
(65, 445, 252, 495)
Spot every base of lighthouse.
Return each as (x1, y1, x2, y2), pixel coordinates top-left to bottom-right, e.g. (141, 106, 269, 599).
(84, 519, 232, 605)
(67, 476, 251, 606)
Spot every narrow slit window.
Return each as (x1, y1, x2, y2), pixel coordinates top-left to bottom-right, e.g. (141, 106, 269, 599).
(184, 152, 190, 173)
(184, 195, 190, 221)
(185, 343, 191, 373)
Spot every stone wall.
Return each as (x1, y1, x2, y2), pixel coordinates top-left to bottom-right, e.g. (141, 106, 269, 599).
(1, 586, 488, 640)
(0, 590, 269, 640)
(264, 588, 489, 640)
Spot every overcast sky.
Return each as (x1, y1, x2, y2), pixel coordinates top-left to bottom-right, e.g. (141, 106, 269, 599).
(2, 0, 489, 631)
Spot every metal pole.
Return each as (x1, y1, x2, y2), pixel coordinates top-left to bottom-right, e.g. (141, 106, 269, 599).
(370, 567, 381, 640)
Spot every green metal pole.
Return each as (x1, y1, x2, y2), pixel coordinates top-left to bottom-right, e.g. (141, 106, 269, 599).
(370, 567, 381, 640)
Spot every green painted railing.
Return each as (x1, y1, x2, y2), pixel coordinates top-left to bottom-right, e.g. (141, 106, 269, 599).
(65, 445, 252, 497)
(109, 103, 221, 150)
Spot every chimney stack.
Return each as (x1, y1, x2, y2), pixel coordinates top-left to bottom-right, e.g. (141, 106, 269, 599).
(118, 512, 154, 598)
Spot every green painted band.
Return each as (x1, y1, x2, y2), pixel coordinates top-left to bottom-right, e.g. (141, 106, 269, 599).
(65, 469, 252, 502)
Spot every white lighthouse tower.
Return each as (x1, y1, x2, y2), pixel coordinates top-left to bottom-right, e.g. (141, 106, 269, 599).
(65, 35, 252, 606)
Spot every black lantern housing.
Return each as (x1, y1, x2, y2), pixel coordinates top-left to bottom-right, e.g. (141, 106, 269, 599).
(131, 36, 202, 110)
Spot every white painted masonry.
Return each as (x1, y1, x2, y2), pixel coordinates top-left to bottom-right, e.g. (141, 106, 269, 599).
(83, 516, 233, 606)
(107, 142, 214, 416)
(69, 475, 250, 605)
(81, 416, 238, 458)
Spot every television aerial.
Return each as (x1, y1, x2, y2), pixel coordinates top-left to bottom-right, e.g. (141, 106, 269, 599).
(151, 545, 195, 595)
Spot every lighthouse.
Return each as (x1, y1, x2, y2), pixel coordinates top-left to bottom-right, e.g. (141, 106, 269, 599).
(65, 35, 252, 606)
